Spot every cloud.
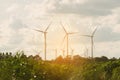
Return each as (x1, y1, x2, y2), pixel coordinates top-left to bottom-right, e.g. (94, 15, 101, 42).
(49, 0, 120, 16)
(9, 18, 27, 30)
(95, 27, 120, 42)
(95, 41, 120, 58)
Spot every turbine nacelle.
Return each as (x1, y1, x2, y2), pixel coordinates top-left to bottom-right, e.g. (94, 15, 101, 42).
(68, 32, 78, 35)
(33, 22, 52, 33)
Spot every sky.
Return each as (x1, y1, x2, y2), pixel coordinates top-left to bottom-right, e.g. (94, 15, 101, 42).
(0, 0, 120, 60)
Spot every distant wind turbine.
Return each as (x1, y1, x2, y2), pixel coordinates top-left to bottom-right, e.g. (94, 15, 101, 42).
(84, 47, 88, 58)
(33, 22, 52, 60)
(81, 27, 98, 58)
(61, 49, 65, 58)
(60, 22, 77, 57)
(32, 49, 41, 56)
(52, 48, 58, 59)
(71, 48, 74, 59)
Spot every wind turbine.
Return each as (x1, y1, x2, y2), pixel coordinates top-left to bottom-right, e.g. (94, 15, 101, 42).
(61, 49, 65, 58)
(71, 48, 74, 59)
(32, 49, 41, 56)
(83, 47, 88, 58)
(60, 22, 77, 57)
(53, 48, 58, 59)
(33, 22, 52, 60)
(81, 27, 98, 59)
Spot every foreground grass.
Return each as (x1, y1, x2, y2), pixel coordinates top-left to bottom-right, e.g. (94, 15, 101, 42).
(0, 51, 120, 80)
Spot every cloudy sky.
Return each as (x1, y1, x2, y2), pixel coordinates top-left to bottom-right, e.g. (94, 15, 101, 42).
(0, 0, 120, 59)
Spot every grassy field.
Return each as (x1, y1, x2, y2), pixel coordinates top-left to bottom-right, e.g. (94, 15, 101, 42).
(0, 51, 120, 80)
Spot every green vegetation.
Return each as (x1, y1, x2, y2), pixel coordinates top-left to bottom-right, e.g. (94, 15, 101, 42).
(0, 51, 120, 80)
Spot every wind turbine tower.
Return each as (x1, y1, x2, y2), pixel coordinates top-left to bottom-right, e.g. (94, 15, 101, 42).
(61, 49, 65, 58)
(71, 48, 74, 59)
(54, 49, 58, 59)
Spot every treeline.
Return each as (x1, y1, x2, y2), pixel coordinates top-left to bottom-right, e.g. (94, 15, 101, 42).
(0, 51, 120, 80)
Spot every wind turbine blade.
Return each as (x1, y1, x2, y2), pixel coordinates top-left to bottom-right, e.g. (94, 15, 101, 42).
(45, 22, 52, 31)
(60, 35, 67, 48)
(33, 29, 44, 33)
(69, 32, 78, 34)
(80, 35, 91, 37)
(60, 22, 67, 33)
(92, 27, 98, 36)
